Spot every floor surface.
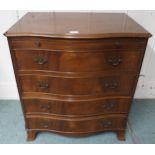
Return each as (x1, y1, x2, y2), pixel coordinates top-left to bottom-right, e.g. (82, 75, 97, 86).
(0, 99, 155, 144)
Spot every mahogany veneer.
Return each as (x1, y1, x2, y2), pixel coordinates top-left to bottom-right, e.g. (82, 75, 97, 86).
(5, 12, 151, 141)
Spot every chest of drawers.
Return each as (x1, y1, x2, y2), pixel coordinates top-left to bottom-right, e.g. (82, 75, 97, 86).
(5, 12, 151, 141)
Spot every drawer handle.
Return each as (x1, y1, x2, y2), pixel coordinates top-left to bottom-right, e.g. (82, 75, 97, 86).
(33, 56, 48, 65)
(35, 41, 41, 47)
(115, 41, 122, 48)
(104, 81, 118, 89)
(40, 104, 51, 111)
(108, 58, 122, 66)
(37, 81, 49, 90)
(102, 102, 114, 110)
(40, 122, 51, 128)
(100, 120, 112, 128)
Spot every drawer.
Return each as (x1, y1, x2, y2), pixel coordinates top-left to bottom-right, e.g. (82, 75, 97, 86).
(14, 50, 142, 73)
(19, 74, 136, 96)
(10, 37, 146, 51)
(26, 115, 126, 132)
(23, 98, 130, 116)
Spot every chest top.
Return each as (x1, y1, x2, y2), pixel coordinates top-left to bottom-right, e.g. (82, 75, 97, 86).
(5, 12, 151, 39)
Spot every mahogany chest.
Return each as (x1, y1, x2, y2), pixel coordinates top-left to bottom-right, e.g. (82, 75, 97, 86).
(5, 12, 151, 141)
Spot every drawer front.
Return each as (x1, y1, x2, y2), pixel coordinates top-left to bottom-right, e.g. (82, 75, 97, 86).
(10, 37, 146, 51)
(26, 115, 126, 132)
(23, 98, 131, 116)
(15, 50, 142, 73)
(19, 74, 136, 96)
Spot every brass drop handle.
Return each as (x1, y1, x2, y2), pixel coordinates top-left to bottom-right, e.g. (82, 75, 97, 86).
(100, 120, 112, 128)
(37, 81, 49, 90)
(40, 122, 51, 128)
(102, 102, 114, 110)
(115, 41, 122, 48)
(104, 81, 118, 89)
(40, 104, 51, 111)
(33, 56, 48, 65)
(108, 58, 122, 66)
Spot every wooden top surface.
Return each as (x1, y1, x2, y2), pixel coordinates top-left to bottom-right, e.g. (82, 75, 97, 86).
(5, 12, 151, 38)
